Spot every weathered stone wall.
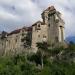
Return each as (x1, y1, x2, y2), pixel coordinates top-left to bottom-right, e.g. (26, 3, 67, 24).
(31, 6, 65, 51)
(4, 33, 22, 55)
(31, 22, 48, 52)
(42, 6, 64, 45)
(0, 6, 65, 55)
(0, 27, 32, 56)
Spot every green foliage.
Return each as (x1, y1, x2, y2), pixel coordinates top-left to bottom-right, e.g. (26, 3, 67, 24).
(28, 53, 41, 65)
(0, 55, 38, 75)
(36, 42, 48, 50)
(68, 41, 75, 51)
(38, 62, 75, 75)
(21, 32, 32, 48)
(0, 42, 75, 75)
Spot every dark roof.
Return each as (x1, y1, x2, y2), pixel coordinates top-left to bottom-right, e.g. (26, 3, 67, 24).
(22, 26, 32, 31)
(8, 29, 21, 36)
(7, 26, 32, 36)
(32, 21, 44, 26)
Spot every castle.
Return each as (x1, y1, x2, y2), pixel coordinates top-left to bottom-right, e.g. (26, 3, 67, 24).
(0, 6, 65, 55)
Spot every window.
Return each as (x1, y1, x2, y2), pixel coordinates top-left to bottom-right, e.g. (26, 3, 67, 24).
(48, 17, 50, 20)
(22, 33, 25, 36)
(48, 13, 51, 17)
(38, 24, 40, 27)
(43, 35, 46, 38)
(48, 24, 50, 27)
(38, 35, 40, 37)
(35, 24, 41, 30)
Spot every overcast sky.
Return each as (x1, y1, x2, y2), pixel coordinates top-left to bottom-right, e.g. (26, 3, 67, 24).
(0, 0, 75, 38)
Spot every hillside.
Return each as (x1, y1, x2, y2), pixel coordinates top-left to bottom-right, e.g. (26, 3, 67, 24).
(0, 42, 75, 75)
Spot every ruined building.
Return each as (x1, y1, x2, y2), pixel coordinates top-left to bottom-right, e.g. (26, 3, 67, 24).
(0, 6, 65, 55)
(31, 6, 65, 51)
(0, 27, 32, 55)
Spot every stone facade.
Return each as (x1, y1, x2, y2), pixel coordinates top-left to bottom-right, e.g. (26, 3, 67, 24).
(0, 27, 32, 55)
(31, 6, 65, 51)
(0, 6, 65, 55)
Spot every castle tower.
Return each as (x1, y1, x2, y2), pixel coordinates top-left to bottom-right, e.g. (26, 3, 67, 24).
(41, 6, 65, 45)
(31, 6, 65, 51)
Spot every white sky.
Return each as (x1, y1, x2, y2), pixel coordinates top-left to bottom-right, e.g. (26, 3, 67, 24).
(0, 0, 75, 38)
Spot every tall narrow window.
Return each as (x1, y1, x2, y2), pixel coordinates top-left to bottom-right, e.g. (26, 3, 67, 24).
(48, 17, 50, 20)
(48, 24, 50, 27)
(60, 26, 63, 41)
(48, 14, 51, 17)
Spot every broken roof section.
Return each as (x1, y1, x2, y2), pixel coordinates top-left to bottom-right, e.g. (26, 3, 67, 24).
(32, 21, 44, 26)
(42, 6, 56, 14)
(44, 6, 55, 12)
(7, 26, 32, 36)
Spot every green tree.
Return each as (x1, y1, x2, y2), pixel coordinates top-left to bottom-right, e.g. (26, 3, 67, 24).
(36, 42, 49, 69)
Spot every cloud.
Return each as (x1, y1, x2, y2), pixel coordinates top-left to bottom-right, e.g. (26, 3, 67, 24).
(0, 0, 41, 31)
(0, 0, 75, 38)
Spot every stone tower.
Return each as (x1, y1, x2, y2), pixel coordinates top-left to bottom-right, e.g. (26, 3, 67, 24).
(41, 6, 65, 45)
(31, 6, 65, 51)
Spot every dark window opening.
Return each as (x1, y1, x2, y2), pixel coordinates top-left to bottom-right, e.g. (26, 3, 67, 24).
(43, 35, 46, 38)
(48, 17, 50, 20)
(22, 33, 25, 36)
(48, 13, 51, 17)
(38, 24, 40, 27)
(60, 26, 62, 28)
(38, 35, 40, 37)
(48, 24, 50, 27)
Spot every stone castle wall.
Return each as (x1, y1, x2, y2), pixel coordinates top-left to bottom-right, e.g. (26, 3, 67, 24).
(0, 6, 65, 55)
(31, 6, 65, 51)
